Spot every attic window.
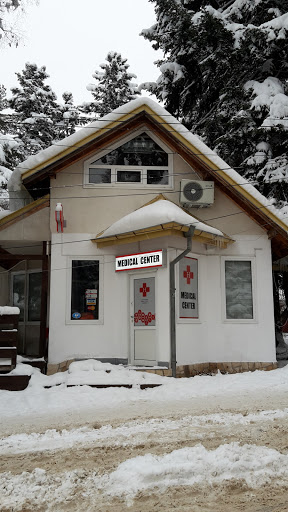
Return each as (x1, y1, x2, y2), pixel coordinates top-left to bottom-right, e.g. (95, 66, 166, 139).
(84, 131, 172, 187)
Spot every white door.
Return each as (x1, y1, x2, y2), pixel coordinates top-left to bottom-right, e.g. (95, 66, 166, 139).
(130, 274, 156, 366)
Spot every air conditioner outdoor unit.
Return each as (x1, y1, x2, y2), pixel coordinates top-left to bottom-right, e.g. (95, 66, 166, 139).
(180, 180, 214, 207)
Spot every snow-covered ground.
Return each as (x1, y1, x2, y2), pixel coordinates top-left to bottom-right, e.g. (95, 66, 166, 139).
(1, 360, 288, 511)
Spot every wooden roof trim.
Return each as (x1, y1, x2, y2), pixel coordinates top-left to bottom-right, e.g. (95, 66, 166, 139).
(21, 105, 162, 182)
(18, 104, 288, 248)
(94, 230, 231, 249)
(140, 114, 288, 237)
(92, 221, 233, 249)
(22, 113, 153, 186)
(0, 195, 50, 232)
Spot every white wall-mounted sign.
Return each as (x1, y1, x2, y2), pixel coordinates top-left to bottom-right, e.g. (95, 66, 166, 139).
(116, 250, 163, 272)
(179, 257, 198, 318)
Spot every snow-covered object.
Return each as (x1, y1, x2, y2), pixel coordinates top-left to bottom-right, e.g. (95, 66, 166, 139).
(0, 210, 11, 218)
(245, 77, 288, 128)
(8, 97, 288, 226)
(0, 306, 20, 316)
(98, 199, 224, 239)
(66, 359, 164, 386)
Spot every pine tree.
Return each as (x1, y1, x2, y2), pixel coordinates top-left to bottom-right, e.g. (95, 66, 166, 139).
(141, 0, 288, 211)
(0, 133, 20, 210)
(9, 62, 61, 158)
(0, 83, 21, 209)
(84, 51, 139, 116)
(57, 91, 81, 138)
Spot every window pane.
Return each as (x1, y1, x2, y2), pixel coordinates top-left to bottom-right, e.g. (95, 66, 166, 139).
(71, 260, 99, 320)
(28, 273, 42, 322)
(91, 133, 168, 167)
(12, 274, 25, 322)
(225, 261, 253, 319)
(89, 168, 111, 184)
(147, 169, 169, 185)
(117, 170, 141, 183)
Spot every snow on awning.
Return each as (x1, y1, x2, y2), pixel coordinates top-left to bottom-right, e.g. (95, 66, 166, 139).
(93, 199, 233, 248)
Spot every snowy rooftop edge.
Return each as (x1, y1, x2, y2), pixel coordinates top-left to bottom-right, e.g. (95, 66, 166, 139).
(8, 97, 288, 228)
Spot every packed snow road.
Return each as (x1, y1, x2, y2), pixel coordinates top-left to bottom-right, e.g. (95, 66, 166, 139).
(1, 362, 288, 511)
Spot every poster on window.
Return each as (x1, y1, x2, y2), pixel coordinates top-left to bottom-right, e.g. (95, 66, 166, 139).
(134, 277, 155, 326)
(179, 257, 198, 319)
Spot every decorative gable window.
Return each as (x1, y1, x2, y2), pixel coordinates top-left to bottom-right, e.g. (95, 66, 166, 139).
(84, 131, 172, 187)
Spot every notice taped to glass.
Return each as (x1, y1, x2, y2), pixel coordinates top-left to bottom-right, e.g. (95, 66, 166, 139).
(179, 257, 198, 319)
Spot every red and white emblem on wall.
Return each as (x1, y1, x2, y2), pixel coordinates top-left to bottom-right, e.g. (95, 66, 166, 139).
(140, 283, 150, 297)
(183, 265, 194, 284)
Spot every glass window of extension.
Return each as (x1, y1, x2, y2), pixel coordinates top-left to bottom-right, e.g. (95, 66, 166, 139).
(225, 260, 253, 319)
(71, 260, 99, 320)
(87, 132, 170, 186)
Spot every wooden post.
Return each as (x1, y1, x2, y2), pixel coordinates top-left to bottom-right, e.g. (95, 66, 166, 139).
(39, 242, 49, 358)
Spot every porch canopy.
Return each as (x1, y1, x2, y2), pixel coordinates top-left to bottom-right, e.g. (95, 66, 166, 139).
(93, 197, 233, 248)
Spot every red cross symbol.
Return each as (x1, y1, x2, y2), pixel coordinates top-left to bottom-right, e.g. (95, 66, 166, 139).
(183, 265, 194, 284)
(140, 283, 150, 297)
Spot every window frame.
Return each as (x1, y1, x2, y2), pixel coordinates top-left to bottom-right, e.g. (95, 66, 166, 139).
(83, 128, 173, 189)
(221, 256, 257, 324)
(66, 256, 104, 325)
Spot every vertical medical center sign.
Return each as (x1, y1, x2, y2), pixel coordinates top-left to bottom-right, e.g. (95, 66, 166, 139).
(179, 257, 198, 318)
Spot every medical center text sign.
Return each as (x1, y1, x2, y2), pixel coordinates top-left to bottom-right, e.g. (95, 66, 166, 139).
(179, 257, 198, 318)
(116, 250, 163, 271)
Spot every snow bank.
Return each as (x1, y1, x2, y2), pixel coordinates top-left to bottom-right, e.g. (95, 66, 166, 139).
(66, 359, 164, 386)
(1, 408, 288, 456)
(102, 443, 288, 500)
(2, 360, 288, 420)
(1, 443, 288, 509)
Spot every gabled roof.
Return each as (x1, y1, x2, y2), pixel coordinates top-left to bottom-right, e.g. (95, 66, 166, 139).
(8, 97, 288, 259)
(93, 195, 233, 249)
(0, 195, 50, 232)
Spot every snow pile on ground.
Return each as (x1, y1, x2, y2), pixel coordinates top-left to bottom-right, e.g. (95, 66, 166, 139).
(67, 359, 165, 386)
(8, 358, 165, 387)
(2, 360, 288, 420)
(1, 443, 288, 509)
(101, 443, 288, 501)
(1, 408, 288, 456)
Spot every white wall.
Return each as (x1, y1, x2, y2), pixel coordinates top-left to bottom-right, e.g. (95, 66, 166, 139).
(48, 232, 276, 365)
(48, 235, 171, 363)
(176, 236, 276, 364)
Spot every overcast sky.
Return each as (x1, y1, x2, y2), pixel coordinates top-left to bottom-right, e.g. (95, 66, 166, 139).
(1, 0, 162, 104)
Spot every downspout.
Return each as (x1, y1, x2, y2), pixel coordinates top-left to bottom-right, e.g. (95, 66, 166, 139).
(170, 225, 195, 378)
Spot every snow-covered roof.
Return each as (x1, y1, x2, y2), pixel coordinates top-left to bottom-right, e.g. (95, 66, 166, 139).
(97, 199, 225, 240)
(8, 97, 288, 232)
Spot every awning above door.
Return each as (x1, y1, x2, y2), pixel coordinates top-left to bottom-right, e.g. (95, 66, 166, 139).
(92, 196, 233, 248)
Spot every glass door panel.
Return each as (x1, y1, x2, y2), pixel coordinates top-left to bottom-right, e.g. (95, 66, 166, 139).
(12, 274, 25, 322)
(28, 272, 41, 322)
(11, 271, 42, 356)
